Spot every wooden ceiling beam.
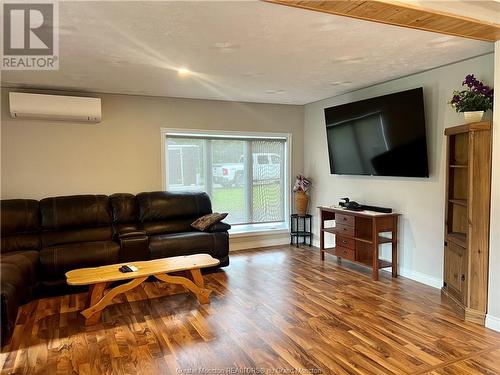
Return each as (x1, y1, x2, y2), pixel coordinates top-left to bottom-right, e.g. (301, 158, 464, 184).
(263, 0, 500, 42)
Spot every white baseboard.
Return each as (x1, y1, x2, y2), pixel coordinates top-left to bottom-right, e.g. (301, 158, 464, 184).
(486, 314, 500, 332)
(313, 237, 442, 289)
(397, 267, 442, 289)
(229, 232, 290, 251)
(312, 238, 319, 247)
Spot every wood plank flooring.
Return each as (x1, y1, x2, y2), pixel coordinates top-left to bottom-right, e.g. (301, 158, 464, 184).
(2, 246, 500, 374)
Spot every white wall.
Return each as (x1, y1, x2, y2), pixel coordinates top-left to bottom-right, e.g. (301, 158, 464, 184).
(1, 88, 304, 199)
(304, 53, 494, 288)
(486, 42, 500, 332)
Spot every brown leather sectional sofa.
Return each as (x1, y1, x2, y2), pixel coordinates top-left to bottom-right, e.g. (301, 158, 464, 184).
(0, 191, 230, 345)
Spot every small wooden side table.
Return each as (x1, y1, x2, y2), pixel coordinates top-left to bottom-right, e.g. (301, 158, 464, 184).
(318, 206, 400, 281)
(290, 214, 312, 247)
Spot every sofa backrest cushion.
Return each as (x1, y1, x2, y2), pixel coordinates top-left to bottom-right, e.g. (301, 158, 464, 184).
(109, 193, 138, 223)
(39, 195, 112, 247)
(1, 199, 40, 253)
(109, 193, 139, 234)
(40, 195, 111, 230)
(1, 199, 40, 235)
(136, 192, 212, 234)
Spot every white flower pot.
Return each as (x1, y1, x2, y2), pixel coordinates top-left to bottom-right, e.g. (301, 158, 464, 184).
(463, 111, 484, 124)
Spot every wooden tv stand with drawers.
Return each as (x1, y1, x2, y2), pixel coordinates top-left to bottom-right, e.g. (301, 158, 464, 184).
(318, 206, 400, 281)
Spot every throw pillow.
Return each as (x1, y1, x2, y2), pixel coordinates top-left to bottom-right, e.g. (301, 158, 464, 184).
(191, 213, 228, 231)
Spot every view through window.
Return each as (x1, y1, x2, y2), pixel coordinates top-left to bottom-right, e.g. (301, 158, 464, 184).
(165, 133, 288, 226)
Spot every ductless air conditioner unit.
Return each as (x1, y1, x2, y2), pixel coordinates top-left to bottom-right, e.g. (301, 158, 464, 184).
(9, 92, 102, 123)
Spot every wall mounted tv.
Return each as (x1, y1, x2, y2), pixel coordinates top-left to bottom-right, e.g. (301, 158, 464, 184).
(324, 87, 429, 178)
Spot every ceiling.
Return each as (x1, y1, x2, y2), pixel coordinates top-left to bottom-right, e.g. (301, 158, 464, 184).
(1, 1, 494, 105)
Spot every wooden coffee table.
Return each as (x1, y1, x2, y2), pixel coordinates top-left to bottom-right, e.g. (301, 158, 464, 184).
(66, 254, 220, 325)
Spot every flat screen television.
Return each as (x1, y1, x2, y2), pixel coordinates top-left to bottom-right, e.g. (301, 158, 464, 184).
(324, 87, 429, 177)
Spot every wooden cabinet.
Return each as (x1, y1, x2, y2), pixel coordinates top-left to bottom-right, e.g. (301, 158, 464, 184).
(319, 207, 400, 280)
(444, 241, 467, 303)
(442, 121, 492, 325)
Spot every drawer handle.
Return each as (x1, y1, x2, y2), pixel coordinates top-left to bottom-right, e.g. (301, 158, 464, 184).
(342, 240, 347, 244)
(343, 218, 347, 221)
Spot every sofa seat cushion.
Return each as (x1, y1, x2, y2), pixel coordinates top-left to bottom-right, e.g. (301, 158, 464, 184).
(1, 250, 40, 287)
(141, 218, 194, 236)
(41, 226, 113, 248)
(149, 231, 226, 259)
(40, 241, 120, 280)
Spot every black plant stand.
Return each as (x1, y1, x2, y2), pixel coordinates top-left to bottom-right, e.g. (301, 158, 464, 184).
(290, 214, 312, 247)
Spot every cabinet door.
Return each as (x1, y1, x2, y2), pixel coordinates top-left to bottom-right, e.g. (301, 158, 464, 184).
(444, 242, 467, 303)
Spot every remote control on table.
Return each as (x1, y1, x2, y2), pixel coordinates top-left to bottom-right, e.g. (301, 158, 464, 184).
(119, 265, 138, 273)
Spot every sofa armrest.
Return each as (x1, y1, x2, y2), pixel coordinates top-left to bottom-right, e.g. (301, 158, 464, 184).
(0, 268, 23, 346)
(117, 230, 149, 262)
(118, 230, 147, 239)
(206, 222, 231, 233)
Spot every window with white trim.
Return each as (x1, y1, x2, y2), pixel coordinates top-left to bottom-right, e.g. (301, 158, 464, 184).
(163, 130, 290, 228)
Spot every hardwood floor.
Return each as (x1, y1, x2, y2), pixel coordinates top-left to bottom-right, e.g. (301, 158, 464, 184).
(2, 246, 500, 374)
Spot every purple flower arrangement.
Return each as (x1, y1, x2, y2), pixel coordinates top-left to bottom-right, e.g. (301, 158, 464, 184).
(449, 74, 493, 113)
(293, 175, 311, 193)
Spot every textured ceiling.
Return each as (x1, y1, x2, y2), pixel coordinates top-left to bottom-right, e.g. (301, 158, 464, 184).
(1, 1, 494, 105)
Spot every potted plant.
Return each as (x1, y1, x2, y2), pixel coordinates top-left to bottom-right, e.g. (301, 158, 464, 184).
(293, 175, 311, 216)
(450, 74, 493, 123)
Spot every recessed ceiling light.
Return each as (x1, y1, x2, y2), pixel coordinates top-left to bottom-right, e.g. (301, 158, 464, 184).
(177, 67, 191, 76)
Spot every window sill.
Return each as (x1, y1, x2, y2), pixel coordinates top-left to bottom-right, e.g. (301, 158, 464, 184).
(229, 223, 289, 238)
